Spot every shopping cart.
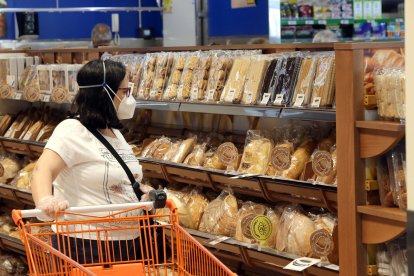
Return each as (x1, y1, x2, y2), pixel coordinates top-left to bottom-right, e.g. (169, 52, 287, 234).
(12, 196, 237, 276)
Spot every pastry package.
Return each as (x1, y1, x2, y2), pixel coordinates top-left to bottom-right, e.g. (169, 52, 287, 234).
(170, 136, 197, 163)
(240, 57, 269, 105)
(309, 212, 338, 264)
(310, 53, 336, 108)
(258, 58, 281, 105)
(221, 57, 251, 104)
(50, 64, 69, 103)
(204, 53, 232, 102)
(137, 54, 157, 100)
(374, 68, 405, 121)
(312, 143, 337, 185)
(176, 54, 200, 101)
(11, 160, 36, 190)
(66, 64, 82, 103)
(291, 55, 318, 107)
(21, 65, 42, 102)
(216, 142, 241, 172)
(163, 53, 187, 100)
(238, 130, 273, 175)
(0, 250, 28, 275)
(386, 142, 406, 210)
(3, 109, 32, 139)
(0, 154, 22, 184)
(0, 114, 13, 136)
(198, 189, 239, 236)
(275, 204, 315, 257)
(272, 55, 303, 106)
(183, 143, 207, 166)
(189, 53, 212, 102)
(377, 157, 394, 207)
(0, 58, 18, 100)
(37, 65, 52, 102)
(109, 54, 144, 98)
(149, 52, 174, 101)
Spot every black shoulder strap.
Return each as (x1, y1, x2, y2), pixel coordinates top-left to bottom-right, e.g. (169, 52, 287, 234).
(83, 125, 143, 199)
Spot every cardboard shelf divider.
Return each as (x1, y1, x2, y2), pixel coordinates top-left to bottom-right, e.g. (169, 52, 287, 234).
(139, 158, 337, 209)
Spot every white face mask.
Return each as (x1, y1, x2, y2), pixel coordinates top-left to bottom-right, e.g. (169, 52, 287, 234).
(78, 61, 136, 120)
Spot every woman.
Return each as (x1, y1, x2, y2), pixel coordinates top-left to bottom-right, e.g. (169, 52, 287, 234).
(31, 59, 154, 264)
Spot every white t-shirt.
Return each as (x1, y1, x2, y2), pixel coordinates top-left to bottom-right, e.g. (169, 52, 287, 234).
(45, 119, 143, 239)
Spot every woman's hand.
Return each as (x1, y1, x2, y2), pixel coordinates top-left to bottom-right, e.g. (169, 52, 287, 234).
(139, 183, 155, 202)
(36, 195, 69, 221)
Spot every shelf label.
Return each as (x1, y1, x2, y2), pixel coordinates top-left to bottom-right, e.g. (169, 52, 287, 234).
(191, 88, 198, 100)
(293, 94, 305, 107)
(340, 20, 350, 24)
(128, 82, 134, 93)
(274, 94, 284, 105)
(318, 20, 327, 25)
(311, 97, 321, 108)
(207, 89, 215, 101)
(245, 91, 253, 104)
(312, 150, 333, 177)
(149, 89, 157, 99)
(260, 93, 271, 105)
(177, 84, 184, 100)
(6, 75, 15, 88)
(284, 257, 321, 272)
(42, 94, 51, 102)
(226, 88, 236, 102)
(305, 20, 314, 25)
(209, 236, 230, 246)
(13, 93, 22, 100)
(288, 20, 296, 25)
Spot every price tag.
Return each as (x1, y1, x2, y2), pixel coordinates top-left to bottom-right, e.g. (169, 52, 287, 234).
(226, 88, 235, 102)
(13, 93, 21, 100)
(209, 236, 230, 246)
(318, 20, 327, 25)
(396, 18, 404, 23)
(207, 89, 215, 101)
(128, 82, 134, 93)
(43, 94, 51, 102)
(340, 20, 350, 24)
(288, 20, 296, 25)
(191, 88, 198, 100)
(245, 91, 253, 104)
(177, 84, 184, 100)
(293, 94, 305, 107)
(311, 97, 321, 108)
(149, 90, 156, 98)
(6, 75, 15, 87)
(284, 257, 321, 272)
(274, 94, 284, 105)
(305, 20, 314, 25)
(260, 93, 271, 105)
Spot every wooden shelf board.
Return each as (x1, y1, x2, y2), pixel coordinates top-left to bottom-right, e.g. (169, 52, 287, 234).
(356, 120, 405, 132)
(357, 205, 406, 222)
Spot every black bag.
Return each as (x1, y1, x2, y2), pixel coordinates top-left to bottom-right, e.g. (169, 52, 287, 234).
(83, 125, 169, 262)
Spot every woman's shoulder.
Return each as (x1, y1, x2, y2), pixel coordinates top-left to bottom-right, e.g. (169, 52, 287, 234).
(54, 118, 87, 135)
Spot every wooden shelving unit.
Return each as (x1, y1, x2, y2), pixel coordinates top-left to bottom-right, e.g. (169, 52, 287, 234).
(0, 137, 45, 158)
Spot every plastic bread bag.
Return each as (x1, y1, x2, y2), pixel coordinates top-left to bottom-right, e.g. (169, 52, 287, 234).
(141, 136, 173, 160)
(221, 57, 251, 104)
(240, 56, 270, 105)
(238, 130, 273, 175)
(162, 140, 183, 162)
(392, 68, 405, 122)
(129, 55, 145, 99)
(309, 212, 338, 264)
(216, 141, 240, 172)
(376, 244, 392, 276)
(0, 154, 22, 184)
(275, 204, 315, 257)
(310, 52, 336, 108)
(272, 54, 303, 106)
(183, 142, 207, 167)
(185, 187, 210, 230)
(204, 52, 233, 103)
(170, 136, 197, 163)
(163, 52, 188, 101)
(137, 53, 157, 100)
(21, 65, 42, 102)
(155, 187, 192, 228)
(189, 52, 212, 102)
(386, 142, 406, 210)
(202, 148, 226, 170)
(0, 113, 14, 136)
(291, 54, 319, 107)
(10, 160, 36, 190)
(176, 53, 200, 101)
(387, 236, 408, 276)
(374, 67, 402, 121)
(198, 188, 239, 236)
(377, 157, 394, 207)
(312, 144, 337, 185)
(149, 52, 174, 101)
(258, 56, 285, 105)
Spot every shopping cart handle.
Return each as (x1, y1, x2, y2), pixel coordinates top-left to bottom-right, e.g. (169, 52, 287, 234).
(149, 189, 166, 209)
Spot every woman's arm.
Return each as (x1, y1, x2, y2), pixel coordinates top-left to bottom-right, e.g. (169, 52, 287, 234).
(31, 149, 68, 216)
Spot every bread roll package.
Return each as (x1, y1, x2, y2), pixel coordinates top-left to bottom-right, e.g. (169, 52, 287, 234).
(0, 154, 22, 184)
(377, 157, 394, 207)
(240, 57, 269, 105)
(386, 142, 406, 210)
(163, 52, 187, 100)
(189, 53, 212, 102)
(140, 137, 173, 160)
(238, 130, 273, 175)
(310, 53, 336, 108)
(149, 52, 174, 101)
(11, 160, 36, 190)
(204, 53, 232, 102)
(291, 55, 318, 107)
(137, 53, 157, 100)
(183, 143, 207, 166)
(198, 189, 239, 236)
(221, 58, 251, 104)
(176, 53, 200, 101)
(275, 205, 315, 257)
(272, 55, 303, 106)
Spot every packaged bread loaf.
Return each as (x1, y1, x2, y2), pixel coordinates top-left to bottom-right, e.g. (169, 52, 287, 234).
(0, 154, 22, 184)
(185, 187, 209, 230)
(291, 55, 318, 107)
(163, 53, 187, 100)
(11, 160, 36, 190)
(310, 53, 335, 108)
(258, 58, 280, 105)
(137, 54, 157, 100)
(21, 120, 44, 141)
(176, 54, 200, 101)
(314, 145, 337, 185)
(190, 53, 212, 102)
(202, 148, 226, 170)
(155, 188, 192, 228)
(204, 53, 232, 102)
(183, 143, 207, 166)
(216, 142, 240, 172)
(149, 52, 174, 101)
(170, 136, 197, 163)
(310, 213, 338, 264)
(162, 140, 183, 162)
(275, 205, 315, 257)
(0, 114, 13, 136)
(386, 142, 406, 210)
(241, 57, 269, 105)
(238, 131, 273, 175)
(272, 55, 303, 106)
(221, 58, 251, 104)
(377, 157, 394, 207)
(199, 189, 239, 236)
(22, 65, 42, 102)
(141, 137, 173, 160)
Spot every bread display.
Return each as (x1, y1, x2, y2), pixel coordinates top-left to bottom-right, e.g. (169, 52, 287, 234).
(163, 53, 187, 100)
(238, 131, 273, 175)
(241, 58, 269, 105)
(221, 58, 251, 103)
(310, 53, 335, 108)
(291, 55, 318, 107)
(137, 54, 157, 100)
(190, 54, 212, 102)
(149, 52, 174, 100)
(199, 190, 239, 236)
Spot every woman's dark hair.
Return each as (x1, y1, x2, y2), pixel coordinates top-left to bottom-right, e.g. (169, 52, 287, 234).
(73, 59, 126, 129)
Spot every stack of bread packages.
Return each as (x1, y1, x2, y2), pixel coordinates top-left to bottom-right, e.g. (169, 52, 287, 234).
(266, 124, 316, 180)
(137, 53, 157, 100)
(149, 52, 174, 101)
(204, 52, 233, 103)
(189, 52, 212, 102)
(374, 67, 405, 122)
(237, 130, 273, 175)
(163, 52, 187, 101)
